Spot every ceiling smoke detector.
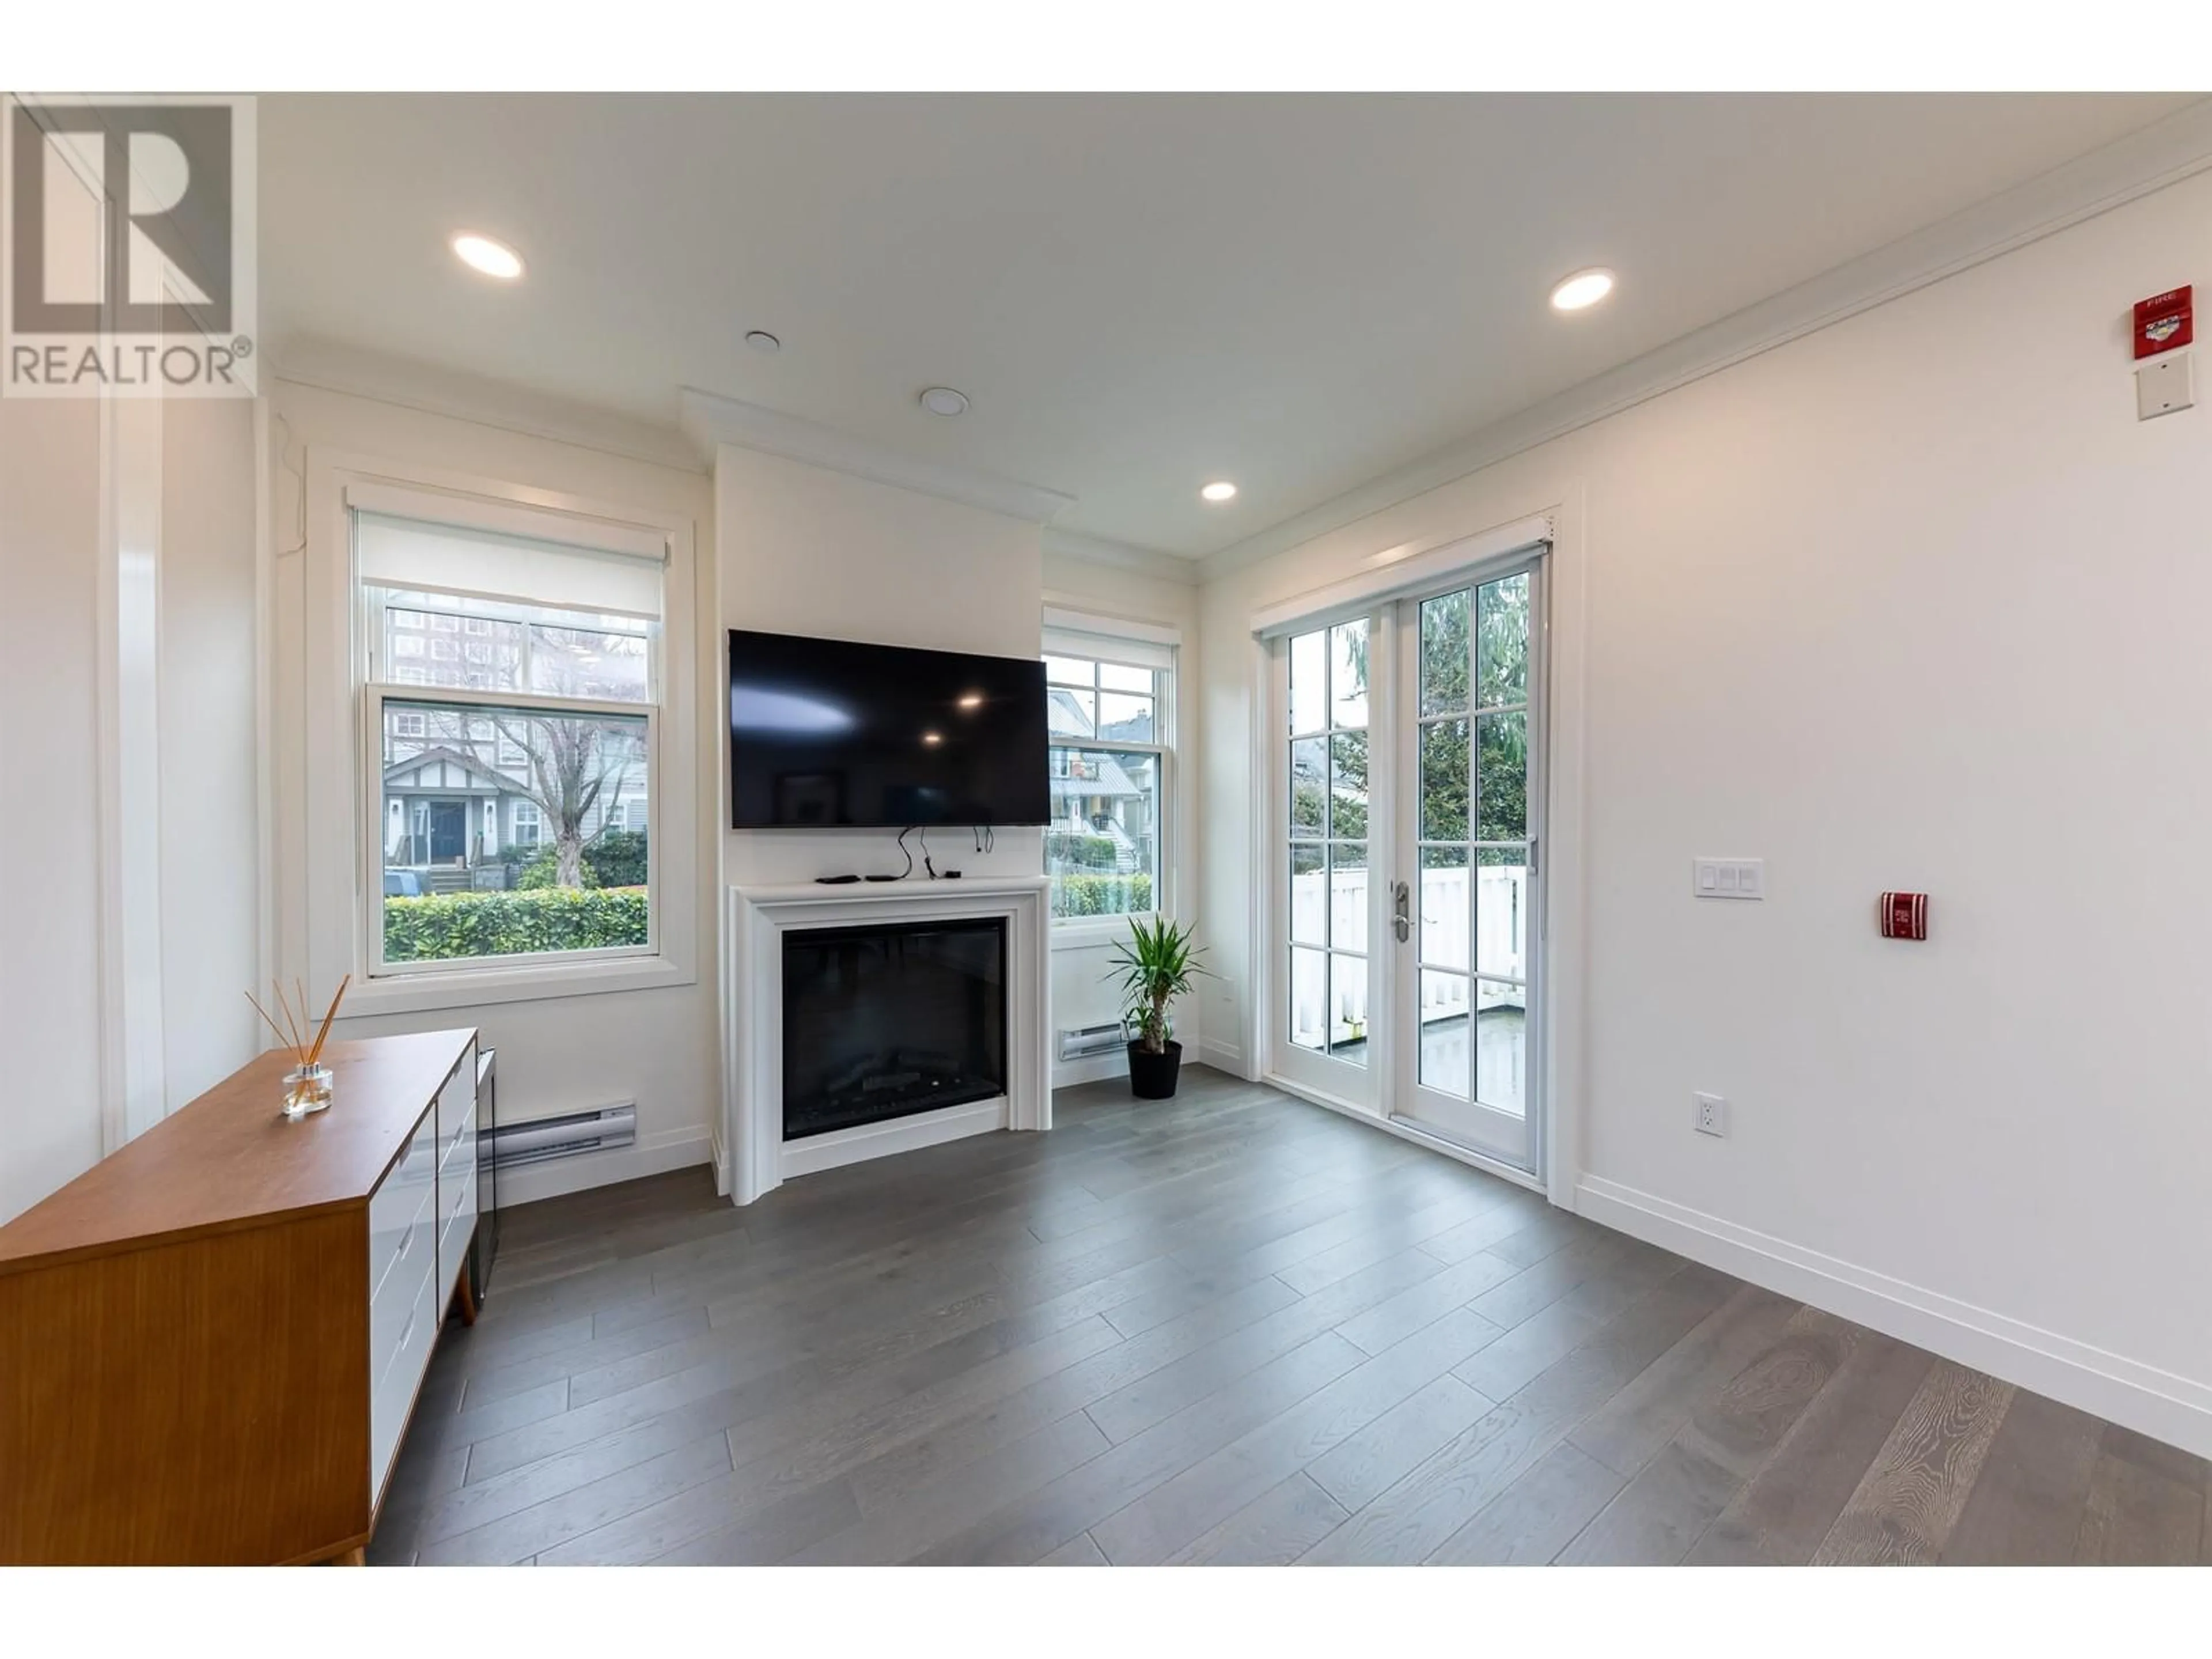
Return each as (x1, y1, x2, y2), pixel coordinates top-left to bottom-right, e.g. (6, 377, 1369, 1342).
(920, 387, 969, 417)
(744, 330, 781, 353)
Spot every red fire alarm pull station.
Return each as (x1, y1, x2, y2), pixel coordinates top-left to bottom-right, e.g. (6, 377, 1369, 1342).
(1879, 892, 1929, 941)
(2134, 286, 2193, 359)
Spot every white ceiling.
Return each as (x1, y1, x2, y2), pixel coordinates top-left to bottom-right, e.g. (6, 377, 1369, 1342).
(260, 93, 2199, 559)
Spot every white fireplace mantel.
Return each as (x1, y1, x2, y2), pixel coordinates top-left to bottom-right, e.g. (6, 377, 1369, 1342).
(721, 875, 1053, 1205)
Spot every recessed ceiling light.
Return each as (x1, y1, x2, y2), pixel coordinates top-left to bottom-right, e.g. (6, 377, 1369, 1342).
(922, 730, 944, 745)
(956, 692, 984, 710)
(1549, 268, 1615, 312)
(450, 232, 525, 281)
(920, 387, 969, 417)
(745, 330, 781, 354)
(1200, 480, 1238, 503)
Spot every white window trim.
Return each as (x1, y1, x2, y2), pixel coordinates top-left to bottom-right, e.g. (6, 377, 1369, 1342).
(1042, 614, 1179, 950)
(299, 452, 698, 1015)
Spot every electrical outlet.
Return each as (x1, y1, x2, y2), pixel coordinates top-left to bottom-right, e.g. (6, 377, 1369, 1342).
(1693, 1092, 1728, 1138)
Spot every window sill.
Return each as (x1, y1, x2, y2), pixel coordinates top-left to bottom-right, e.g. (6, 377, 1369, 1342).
(1050, 915, 1157, 950)
(346, 951, 695, 1017)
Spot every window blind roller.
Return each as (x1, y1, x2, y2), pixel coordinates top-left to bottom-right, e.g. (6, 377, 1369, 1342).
(355, 511, 664, 619)
(1040, 624, 1177, 673)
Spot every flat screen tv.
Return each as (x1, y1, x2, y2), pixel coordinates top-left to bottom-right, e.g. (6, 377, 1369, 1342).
(728, 629, 1049, 829)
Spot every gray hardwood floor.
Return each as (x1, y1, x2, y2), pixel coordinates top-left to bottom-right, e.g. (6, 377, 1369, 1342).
(370, 1067, 2210, 1566)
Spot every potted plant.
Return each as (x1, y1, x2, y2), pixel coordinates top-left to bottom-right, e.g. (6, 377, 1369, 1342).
(1109, 914, 1208, 1100)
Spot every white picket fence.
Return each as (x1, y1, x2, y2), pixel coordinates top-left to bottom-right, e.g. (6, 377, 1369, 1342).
(1290, 865, 1526, 1046)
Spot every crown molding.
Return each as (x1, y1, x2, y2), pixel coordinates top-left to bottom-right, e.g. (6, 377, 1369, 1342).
(680, 387, 1074, 525)
(269, 336, 704, 474)
(1040, 525, 1200, 585)
(1199, 96, 2212, 581)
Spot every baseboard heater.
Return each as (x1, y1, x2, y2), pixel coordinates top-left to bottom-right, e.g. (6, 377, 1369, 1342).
(1058, 1023, 1126, 1062)
(484, 1103, 635, 1170)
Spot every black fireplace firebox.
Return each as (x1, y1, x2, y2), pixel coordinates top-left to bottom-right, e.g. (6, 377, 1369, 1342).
(781, 918, 1009, 1141)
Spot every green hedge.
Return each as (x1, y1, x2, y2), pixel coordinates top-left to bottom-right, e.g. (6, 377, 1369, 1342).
(384, 885, 648, 962)
(1052, 872, 1153, 919)
(1045, 831, 1120, 873)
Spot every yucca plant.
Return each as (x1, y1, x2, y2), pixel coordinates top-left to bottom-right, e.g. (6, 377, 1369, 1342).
(1109, 914, 1207, 1055)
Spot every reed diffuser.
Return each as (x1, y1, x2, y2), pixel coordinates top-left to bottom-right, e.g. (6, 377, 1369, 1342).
(248, 976, 350, 1120)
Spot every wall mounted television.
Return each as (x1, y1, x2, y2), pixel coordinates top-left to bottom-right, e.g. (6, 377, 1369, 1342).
(728, 629, 1049, 829)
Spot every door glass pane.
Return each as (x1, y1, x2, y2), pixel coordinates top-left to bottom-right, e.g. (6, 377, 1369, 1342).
(1474, 978, 1527, 1116)
(1330, 731, 1368, 839)
(1478, 573, 1529, 709)
(1474, 845, 1529, 982)
(1475, 710, 1526, 842)
(1331, 842, 1368, 953)
(1330, 954, 1369, 1067)
(1289, 631, 1326, 735)
(1290, 948, 1327, 1050)
(1418, 843, 1468, 971)
(1290, 844, 1324, 945)
(1419, 969, 1469, 1097)
(1420, 588, 1470, 715)
(1290, 737, 1326, 836)
(1097, 691, 1153, 741)
(1420, 718, 1468, 841)
(1330, 619, 1369, 729)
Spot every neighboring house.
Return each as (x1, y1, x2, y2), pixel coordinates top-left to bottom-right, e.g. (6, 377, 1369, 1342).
(381, 727, 647, 878)
(1046, 685, 1153, 872)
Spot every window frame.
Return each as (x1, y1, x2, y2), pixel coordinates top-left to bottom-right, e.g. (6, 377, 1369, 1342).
(300, 454, 698, 1016)
(1042, 620, 1177, 945)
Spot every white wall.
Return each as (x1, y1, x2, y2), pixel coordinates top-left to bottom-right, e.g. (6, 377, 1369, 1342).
(717, 444, 1049, 887)
(160, 400, 261, 1109)
(0, 394, 260, 1224)
(271, 380, 720, 1200)
(1200, 168, 2212, 1452)
(1042, 551, 1206, 1073)
(0, 400, 106, 1222)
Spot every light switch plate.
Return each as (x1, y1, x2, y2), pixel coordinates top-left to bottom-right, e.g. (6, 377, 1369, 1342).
(2138, 352, 2194, 419)
(1694, 857, 1764, 899)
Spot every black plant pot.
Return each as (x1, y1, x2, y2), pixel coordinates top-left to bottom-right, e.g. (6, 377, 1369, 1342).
(1128, 1039, 1183, 1100)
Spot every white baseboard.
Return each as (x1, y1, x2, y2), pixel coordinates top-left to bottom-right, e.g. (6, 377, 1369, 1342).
(1053, 1050, 1128, 1090)
(497, 1125, 713, 1208)
(1198, 1039, 1247, 1077)
(1575, 1174, 2212, 1460)
(780, 1096, 1009, 1183)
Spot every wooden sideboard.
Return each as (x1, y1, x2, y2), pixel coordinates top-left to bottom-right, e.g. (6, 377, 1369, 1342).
(0, 1029, 479, 1565)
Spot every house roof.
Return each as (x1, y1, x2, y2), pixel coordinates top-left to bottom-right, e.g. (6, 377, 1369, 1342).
(383, 744, 520, 793)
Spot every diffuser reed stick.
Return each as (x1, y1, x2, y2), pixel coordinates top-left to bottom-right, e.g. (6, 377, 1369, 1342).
(247, 978, 351, 1117)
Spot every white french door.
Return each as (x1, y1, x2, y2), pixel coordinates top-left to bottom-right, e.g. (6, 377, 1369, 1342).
(1391, 560, 1543, 1170)
(1269, 550, 1546, 1177)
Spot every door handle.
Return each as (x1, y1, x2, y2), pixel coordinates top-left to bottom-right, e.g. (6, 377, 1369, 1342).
(1392, 880, 1411, 943)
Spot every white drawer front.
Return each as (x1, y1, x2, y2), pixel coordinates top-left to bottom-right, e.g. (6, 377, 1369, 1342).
(437, 1100, 476, 1177)
(369, 1198, 435, 1382)
(369, 1250, 437, 1503)
(437, 1139, 479, 1302)
(366, 1111, 437, 1304)
(435, 1046, 476, 1146)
